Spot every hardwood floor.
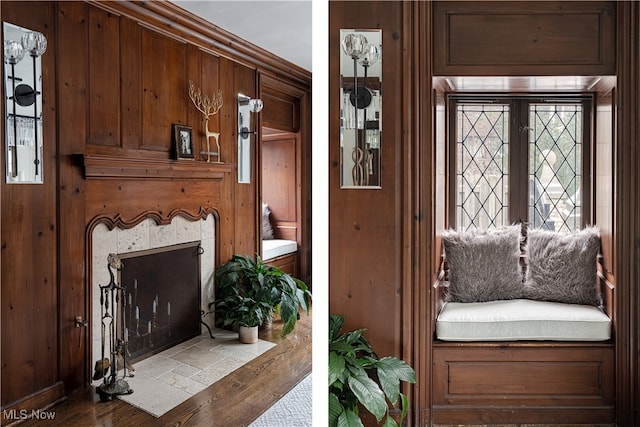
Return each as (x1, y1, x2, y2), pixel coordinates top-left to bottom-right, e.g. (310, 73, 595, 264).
(16, 312, 312, 427)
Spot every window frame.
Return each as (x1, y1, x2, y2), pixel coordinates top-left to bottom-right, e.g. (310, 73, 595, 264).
(447, 95, 593, 231)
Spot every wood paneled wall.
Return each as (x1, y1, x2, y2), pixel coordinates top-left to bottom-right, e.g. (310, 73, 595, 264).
(1, 0, 310, 414)
(330, 0, 638, 424)
(329, 1, 407, 361)
(0, 1, 65, 410)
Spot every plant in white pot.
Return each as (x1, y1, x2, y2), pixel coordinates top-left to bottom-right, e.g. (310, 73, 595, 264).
(211, 254, 311, 343)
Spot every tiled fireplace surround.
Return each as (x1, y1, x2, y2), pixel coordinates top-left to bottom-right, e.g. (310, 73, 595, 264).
(91, 215, 216, 370)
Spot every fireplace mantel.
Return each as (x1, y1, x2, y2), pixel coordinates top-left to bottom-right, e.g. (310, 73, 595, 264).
(83, 155, 235, 180)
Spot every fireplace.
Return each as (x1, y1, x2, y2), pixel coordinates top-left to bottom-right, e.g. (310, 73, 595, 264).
(91, 214, 216, 369)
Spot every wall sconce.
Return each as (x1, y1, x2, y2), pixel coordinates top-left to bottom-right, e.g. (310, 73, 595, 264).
(3, 23, 47, 184)
(340, 30, 382, 189)
(237, 93, 263, 184)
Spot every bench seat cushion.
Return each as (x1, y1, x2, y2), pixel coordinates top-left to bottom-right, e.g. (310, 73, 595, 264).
(263, 239, 297, 261)
(436, 299, 611, 341)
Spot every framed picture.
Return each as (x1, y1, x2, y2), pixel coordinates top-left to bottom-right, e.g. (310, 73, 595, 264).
(172, 124, 195, 159)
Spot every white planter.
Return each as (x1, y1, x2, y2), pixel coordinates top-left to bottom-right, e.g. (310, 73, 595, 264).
(238, 325, 259, 344)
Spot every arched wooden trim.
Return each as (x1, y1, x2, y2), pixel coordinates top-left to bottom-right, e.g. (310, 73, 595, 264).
(85, 207, 220, 232)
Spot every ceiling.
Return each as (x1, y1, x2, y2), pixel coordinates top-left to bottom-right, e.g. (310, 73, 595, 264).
(172, 1, 312, 72)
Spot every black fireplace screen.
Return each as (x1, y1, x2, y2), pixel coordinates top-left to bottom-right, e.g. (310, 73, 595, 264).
(118, 242, 201, 362)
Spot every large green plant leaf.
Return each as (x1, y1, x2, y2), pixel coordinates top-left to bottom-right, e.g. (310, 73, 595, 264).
(328, 351, 346, 386)
(329, 314, 345, 341)
(347, 370, 387, 421)
(376, 356, 417, 404)
(337, 408, 363, 427)
(328, 392, 343, 427)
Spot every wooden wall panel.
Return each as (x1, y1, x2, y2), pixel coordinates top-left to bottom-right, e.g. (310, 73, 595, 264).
(615, 3, 640, 425)
(120, 17, 142, 149)
(433, 1, 616, 76)
(88, 6, 120, 146)
(262, 133, 297, 240)
(140, 28, 187, 151)
(0, 0, 63, 410)
(329, 0, 405, 362)
(191, 50, 221, 161)
(231, 61, 258, 257)
(56, 0, 90, 397)
(262, 91, 299, 133)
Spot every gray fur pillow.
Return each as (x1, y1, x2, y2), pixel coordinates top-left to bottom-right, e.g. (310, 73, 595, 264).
(262, 203, 274, 240)
(524, 227, 600, 306)
(443, 225, 524, 303)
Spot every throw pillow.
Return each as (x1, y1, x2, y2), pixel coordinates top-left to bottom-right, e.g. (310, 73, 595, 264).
(262, 203, 274, 240)
(524, 226, 600, 306)
(442, 225, 524, 303)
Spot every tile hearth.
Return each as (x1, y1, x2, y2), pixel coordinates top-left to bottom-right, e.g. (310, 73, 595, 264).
(92, 329, 275, 417)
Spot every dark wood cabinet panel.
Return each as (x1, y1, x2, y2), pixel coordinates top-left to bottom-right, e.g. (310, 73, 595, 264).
(432, 344, 615, 423)
(433, 1, 616, 76)
(262, 91, 298, 133)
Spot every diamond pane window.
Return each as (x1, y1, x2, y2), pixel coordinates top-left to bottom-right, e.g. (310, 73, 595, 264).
(455, 104, 510, 231)
(529, 104, 582, 232)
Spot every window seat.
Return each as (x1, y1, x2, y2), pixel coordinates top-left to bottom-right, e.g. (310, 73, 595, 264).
(262, 239, 297, 261)
(437, 298, 611, 342)
(431, 226, 615, 424)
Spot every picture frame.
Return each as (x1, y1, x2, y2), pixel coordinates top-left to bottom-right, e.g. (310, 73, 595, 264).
(172, 124, 195, 159)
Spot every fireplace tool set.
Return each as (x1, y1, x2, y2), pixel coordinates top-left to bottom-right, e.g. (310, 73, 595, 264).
(95, 254, 134, 401)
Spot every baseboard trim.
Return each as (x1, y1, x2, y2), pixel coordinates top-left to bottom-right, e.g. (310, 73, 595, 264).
(1, 382, 66, 425)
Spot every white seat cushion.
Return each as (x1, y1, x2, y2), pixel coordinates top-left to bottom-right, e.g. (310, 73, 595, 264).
(436, 299, 611, 341)
(262, 239, 297, 261)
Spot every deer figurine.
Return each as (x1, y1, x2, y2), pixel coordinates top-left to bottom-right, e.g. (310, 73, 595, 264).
(188, 81, 224, 162)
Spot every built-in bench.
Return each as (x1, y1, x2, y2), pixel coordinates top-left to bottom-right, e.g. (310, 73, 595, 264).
(263, 238, 298, 277)
(262, 203, 298, 277)
(432, 225, 615, 424)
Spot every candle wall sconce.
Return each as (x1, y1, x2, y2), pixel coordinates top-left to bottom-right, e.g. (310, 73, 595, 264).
(339, 29, 382, 189)
(3, 22, 47, 184)
(237, 93, 263, 184)
(188, 81, 223, 163)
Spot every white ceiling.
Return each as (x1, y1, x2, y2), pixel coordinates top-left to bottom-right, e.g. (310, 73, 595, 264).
(172, 1, 312, 71)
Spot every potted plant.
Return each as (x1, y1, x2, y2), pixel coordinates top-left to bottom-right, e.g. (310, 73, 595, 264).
(329, 314, 416, 427)
(211, 254, 311, 341)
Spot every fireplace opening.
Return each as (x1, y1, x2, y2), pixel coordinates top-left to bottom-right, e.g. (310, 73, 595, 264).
(118, 241, 201, 362)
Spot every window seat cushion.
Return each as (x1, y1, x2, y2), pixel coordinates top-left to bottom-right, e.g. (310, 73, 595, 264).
(436, 298, 611, 341)
(263, 239, 297, 261)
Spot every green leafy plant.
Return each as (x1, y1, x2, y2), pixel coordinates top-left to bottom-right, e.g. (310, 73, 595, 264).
(329, 314, 416, 427)
(210, 254, 311, 335)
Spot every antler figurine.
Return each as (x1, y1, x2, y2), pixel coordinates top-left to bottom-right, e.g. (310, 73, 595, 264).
(188, 81, 223, 162)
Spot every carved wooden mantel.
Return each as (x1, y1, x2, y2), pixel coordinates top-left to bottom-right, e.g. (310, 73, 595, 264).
(83, 154, 235, 180)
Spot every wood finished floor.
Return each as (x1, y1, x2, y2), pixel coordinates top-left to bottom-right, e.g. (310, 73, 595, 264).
(17, 312, 312, 427)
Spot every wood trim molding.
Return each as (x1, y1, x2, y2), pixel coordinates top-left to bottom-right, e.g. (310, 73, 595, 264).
(83, 155, 235, 180)
(0, 382, 65, 421)
(86, 1, 311, 87)
(86, 207, 221, 232)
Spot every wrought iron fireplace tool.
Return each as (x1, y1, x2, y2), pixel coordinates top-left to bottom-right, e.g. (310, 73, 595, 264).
(96, 253, 134, 401)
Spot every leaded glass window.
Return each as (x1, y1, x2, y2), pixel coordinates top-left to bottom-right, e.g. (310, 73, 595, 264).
(450, 97, 591, 232)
